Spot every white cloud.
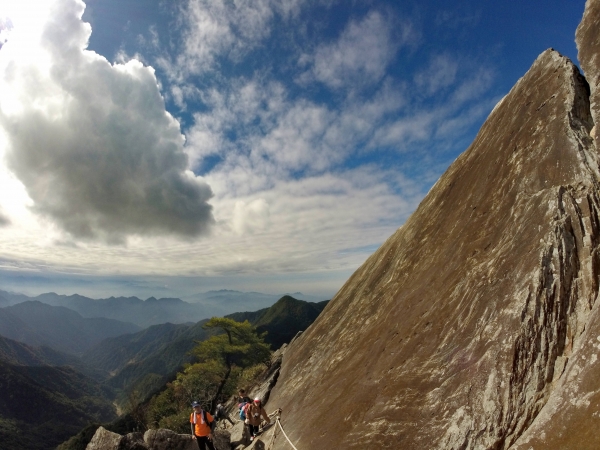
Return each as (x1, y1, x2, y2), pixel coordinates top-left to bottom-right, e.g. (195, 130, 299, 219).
(160, 0, 306, 81)
(308, 10, 413, 90)
(449, 67, 495, 104)
(255, 101, 338, 173)
(185, 75, 408, 192)
(414, 53, 459, 96)
(0, 0, 214, 243)
(232, 198, 270, 235)
(370, 64, 495, 151)
(435, 9, 481, 29)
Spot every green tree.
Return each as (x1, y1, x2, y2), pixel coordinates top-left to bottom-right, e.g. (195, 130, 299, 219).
(192, 318, 271, 412)
(146, 318, 270, 429)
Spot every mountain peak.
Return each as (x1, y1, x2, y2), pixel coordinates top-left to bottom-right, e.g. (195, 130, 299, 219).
(267, 9, 600, 449)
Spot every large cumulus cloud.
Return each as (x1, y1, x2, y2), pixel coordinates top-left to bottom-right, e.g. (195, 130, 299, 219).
(0, 0, 214, 243)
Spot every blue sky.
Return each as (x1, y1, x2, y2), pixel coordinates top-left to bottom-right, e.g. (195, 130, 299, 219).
(0, 0, 587, 303)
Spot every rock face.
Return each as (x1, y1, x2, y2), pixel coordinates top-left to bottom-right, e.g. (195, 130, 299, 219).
(578, 0, 600, 139)
(267, 3, 600, 449)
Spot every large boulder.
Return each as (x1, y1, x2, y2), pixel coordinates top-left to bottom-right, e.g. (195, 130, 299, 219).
(86, 427, 231, 450)
(143, 429, 197, 450)
(211, 429, 232, 450)
(120, 432, 147, 450)
(86, 427, 123, 450)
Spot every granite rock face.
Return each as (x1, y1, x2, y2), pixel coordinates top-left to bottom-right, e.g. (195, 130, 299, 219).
(267, 4, 600, 449)
(578, 0, 600, 140)
(508, 4, 600, 448)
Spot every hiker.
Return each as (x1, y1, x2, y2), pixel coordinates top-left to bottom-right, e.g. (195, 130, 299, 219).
(237, 389, 252, 420)
(244, 398, 270, 441)
(215, 403, 234, 426)
(237, 389, 251, 408)
(190, 401, 215, 450)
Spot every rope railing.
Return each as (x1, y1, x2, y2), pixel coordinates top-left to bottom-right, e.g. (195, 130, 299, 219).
(275, 417, 299, 450)
(264, 409, 299, 450)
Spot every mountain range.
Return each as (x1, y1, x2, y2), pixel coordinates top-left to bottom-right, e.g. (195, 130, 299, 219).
(0, 301, 140, 356)
(0, 289, 326, 327)
(0, 294, 328, 450)
(82, 296, 329, 399)
(0, 334, 105, 380)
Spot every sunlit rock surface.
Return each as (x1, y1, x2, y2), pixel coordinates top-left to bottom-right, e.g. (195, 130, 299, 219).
(578, 0, 600, 138)
(510, 3, 600, 448)
(267, 3, 600, 448)
(85, 427, 230, 450)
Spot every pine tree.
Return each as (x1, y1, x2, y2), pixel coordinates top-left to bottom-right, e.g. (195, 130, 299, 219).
(192, 318, 271, 413)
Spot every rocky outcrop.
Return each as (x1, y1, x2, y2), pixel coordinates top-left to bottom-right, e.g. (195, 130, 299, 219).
(85, 427, 230, 450)
(228, 421, 250, 449)
(507, 4, 600, 448)
(86, 427, 123, 450)
(577, 0, 600, 139)
(265, 3, 600, 449)
(248, 344, 286, 405)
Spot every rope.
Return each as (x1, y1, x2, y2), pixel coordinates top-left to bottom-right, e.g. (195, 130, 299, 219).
(262, 408, 300, 450)
(275, 417, 299, 450)
(267, 420, 278, 450)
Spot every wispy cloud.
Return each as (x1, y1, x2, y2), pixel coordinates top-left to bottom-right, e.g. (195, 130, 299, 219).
(159, 0, 306, 82)
(414, 53, 459, 96)
(435, 9, 481, 29)
(305, 10, 415, 90)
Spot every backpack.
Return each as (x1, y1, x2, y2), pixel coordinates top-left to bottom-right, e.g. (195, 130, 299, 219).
(239, 402, 248, 420)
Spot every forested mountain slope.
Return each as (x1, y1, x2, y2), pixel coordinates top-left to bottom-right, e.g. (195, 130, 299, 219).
(0, 301, 139, 355)
(0, 360, 116, 450)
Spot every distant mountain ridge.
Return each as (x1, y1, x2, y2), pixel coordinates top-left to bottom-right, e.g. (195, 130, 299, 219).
(0, 334, 83, 367)
(82, 320, 212, 399)
(0, 301, 140, 355)
(227, 295, 329, 349)
(0, 289, 328, 327)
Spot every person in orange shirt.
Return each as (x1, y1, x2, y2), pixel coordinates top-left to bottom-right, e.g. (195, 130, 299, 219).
(190, 401, 215, 450)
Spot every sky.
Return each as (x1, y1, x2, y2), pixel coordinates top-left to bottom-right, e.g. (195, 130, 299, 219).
(0, 0, 587, 302)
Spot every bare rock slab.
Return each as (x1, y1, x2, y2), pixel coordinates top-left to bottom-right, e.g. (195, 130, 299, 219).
(267, 9, 600, 450)
(229, 421, 250, 448)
